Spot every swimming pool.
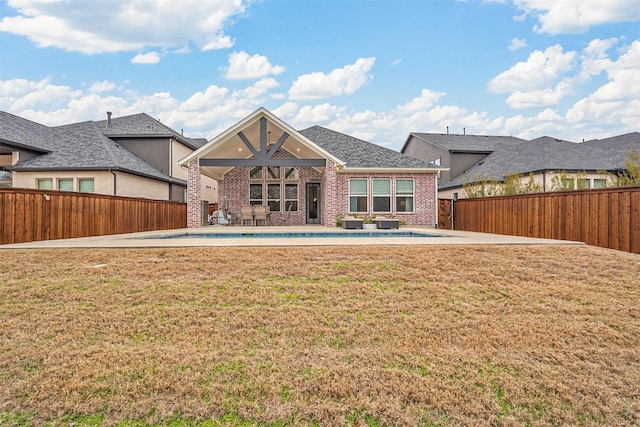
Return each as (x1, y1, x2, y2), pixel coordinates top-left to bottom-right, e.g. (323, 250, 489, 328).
(140, 230, 443, 239)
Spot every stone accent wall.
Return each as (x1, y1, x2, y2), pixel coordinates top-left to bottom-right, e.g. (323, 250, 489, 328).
(334, 172, 438, 226)
(186, 158, 202, 228)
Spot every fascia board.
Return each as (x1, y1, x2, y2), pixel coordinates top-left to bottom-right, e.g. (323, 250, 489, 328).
(178, 108, 345, 167)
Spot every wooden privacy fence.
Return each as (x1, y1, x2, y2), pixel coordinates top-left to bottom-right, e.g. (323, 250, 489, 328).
(0, 188, 187, 245)
(439, 186, 640, 254)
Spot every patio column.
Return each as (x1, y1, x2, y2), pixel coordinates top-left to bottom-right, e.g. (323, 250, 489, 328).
(187, 158, 202, 228)
(323, 160, 338, 227)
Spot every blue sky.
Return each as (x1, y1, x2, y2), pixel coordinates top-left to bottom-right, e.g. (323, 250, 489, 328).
(1, 0, 639, 150)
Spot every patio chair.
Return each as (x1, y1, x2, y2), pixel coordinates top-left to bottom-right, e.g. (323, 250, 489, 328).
(240, 205, 254, 226)
(274, 204, 292, 226)
(254, 205, 268, 226)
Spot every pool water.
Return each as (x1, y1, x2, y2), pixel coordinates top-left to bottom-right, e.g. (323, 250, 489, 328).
(142, 231, 442, 239)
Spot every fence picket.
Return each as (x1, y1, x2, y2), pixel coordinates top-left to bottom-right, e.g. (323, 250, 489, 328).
(441, 186, 640, 254)
(0, 188, 186, 245)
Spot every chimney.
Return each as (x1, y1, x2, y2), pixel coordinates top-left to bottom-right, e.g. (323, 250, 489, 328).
(446, 126, 449, 134)
(463, 127, 466, 135)
(107, 111, 112, 126)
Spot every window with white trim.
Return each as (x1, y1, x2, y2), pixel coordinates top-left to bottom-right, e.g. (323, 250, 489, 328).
(284, 183, 298, 211)
(267, 183, 280, 212)
(395, 179, 414, 213)
(37, 178, 52, 190)
(78, 178, 94, 193)
(349, 178, 368, 213)
(248, 167, 299, 212)
(249, 183, 263, 205)
(594, 178, 607, 189)
(372, 178, 391, 213)
(57, 178, 73, 191)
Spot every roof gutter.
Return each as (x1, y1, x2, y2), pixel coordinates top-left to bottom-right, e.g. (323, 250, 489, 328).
(339, 167, 449, 173)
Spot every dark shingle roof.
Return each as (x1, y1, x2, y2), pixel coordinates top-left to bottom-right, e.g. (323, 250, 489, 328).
(441, 134, 640, 189)
(0, 111, 55, 152)
(300, 126, 436, 169)
(581, 132, 640, 167)
(96, 113, 200, 150)
(408, 133, 526, 153)
(7, 119, 174, 182)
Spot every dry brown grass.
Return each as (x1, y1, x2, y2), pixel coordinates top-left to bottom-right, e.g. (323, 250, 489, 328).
(0, 245, 639, 426)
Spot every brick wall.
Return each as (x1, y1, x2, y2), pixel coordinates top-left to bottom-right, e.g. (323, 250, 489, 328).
(220, 149, 323, 225)
(186, 158, 201, 228)
(203, 149, 439, 227)
(334, 172, 437, 226)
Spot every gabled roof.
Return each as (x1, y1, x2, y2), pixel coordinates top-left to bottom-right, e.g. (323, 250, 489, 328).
(180, 108, 444, 179)
(300, 126, 437, 170)
(9, 120, 176, 182)
(404, 132, 526, 153)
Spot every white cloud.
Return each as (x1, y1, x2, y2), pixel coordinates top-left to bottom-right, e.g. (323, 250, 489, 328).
(0, 0, 247, 54)
(504, 81, 573, 109)
(223, 51, 286, 80)
(395, 89, 446, 114)
(3, 36, 640, 154)
(508, 38, 527, 51)
(488, 44, 576, 93)
(89, 81, 116, 93)
(391, 58, 402, 66)
(288, 57, 375, 100)
(513, 0, 640, 34)
(131, 51, 161, 64)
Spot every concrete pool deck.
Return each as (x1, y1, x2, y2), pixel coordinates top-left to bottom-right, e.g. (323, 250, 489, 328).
(0, 225, 584, 249)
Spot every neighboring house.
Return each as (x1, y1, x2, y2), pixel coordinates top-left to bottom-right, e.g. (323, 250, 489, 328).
(438, 132, 640, 199)
(401, 132, 526, 185)
(0, 111, 217, 203)
(179, 108, 445, 227)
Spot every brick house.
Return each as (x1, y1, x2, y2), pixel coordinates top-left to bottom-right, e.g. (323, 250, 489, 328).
(179, 108, 445, 228)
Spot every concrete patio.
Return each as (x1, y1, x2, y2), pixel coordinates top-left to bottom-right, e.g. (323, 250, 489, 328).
(0, 225, 585, 249)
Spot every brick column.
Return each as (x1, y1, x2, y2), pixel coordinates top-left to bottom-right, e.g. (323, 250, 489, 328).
(322, 160, 338, 227)
(187, 158, 202, 228)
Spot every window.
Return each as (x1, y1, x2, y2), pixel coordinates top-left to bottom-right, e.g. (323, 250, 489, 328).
(249, 166, 263, 180)
(267, 183, 280, 212)
(266, 166, 280, 179)
(577, 179, 590, 190)
(284, 183, 298, 211)
(561, 178, 574, 190)
(432, 157, 441, 166)
(284, 167, 298, 180)
(248, 167, 299, 212)
(396, 179, 414, 213)
(349, 179, 368, 213)
(78, 178, 94, 193)
(58, 178, 73, 191)
(37, 178, 53, 190)
(594, 179, 607, 189)
(372, 178, 391, 212)
(250, 183, 263, 205)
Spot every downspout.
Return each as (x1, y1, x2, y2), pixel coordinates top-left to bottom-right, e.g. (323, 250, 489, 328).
(169, 138, 173, 200)
(109, 169, 117, 195)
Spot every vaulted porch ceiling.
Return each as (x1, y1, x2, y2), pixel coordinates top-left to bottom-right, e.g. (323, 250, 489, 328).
(181, 108, 344, 181)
